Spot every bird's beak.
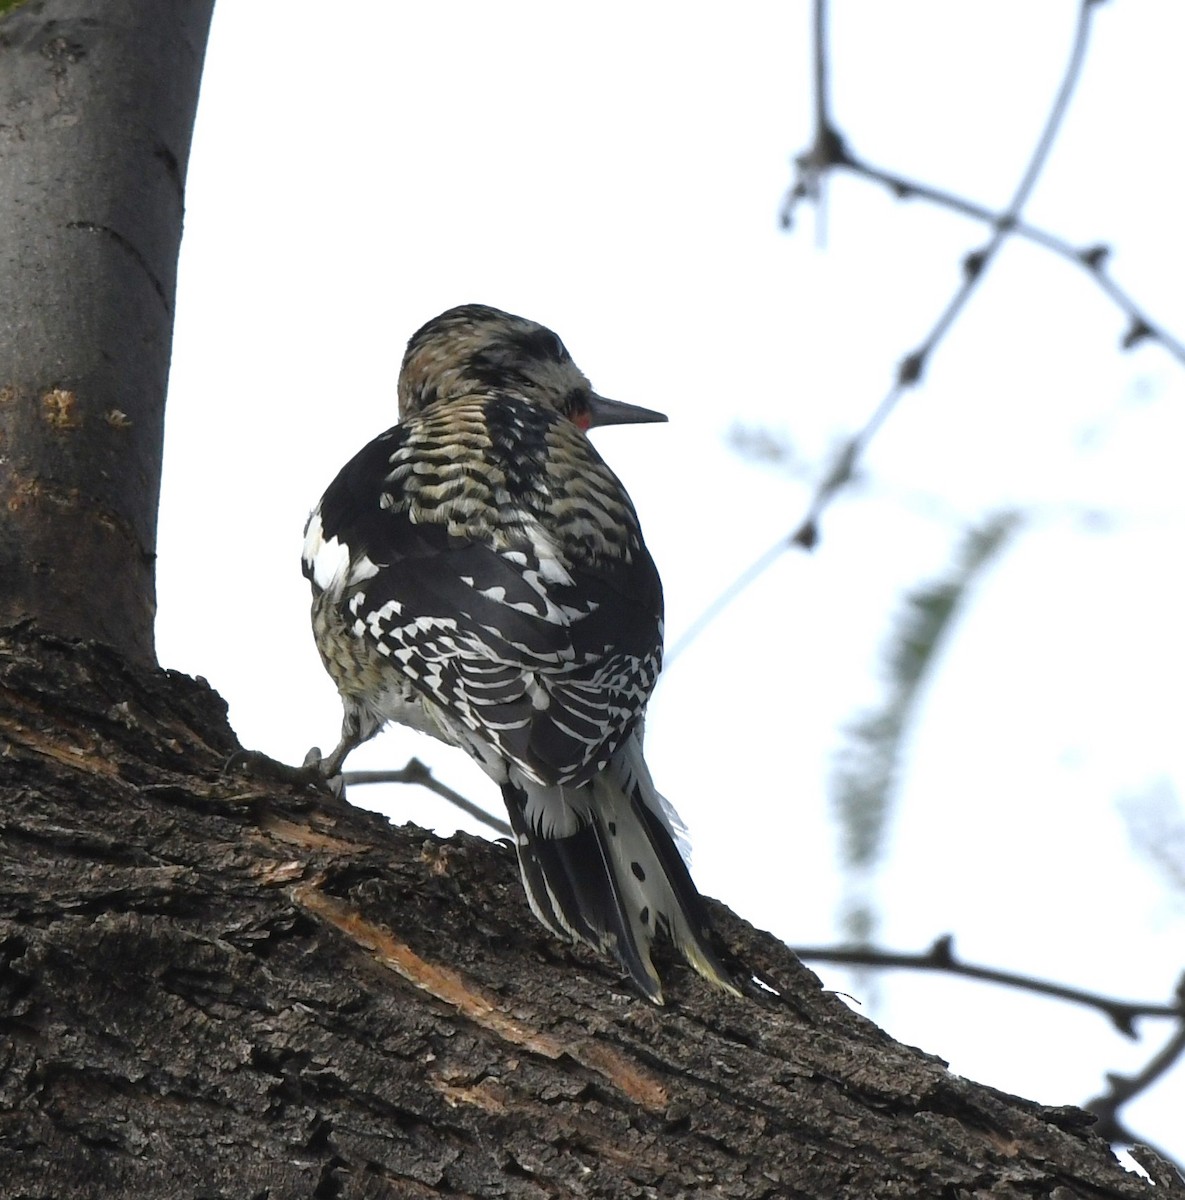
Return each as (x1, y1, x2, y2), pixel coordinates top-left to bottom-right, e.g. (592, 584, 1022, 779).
(584, 393, 668, 428)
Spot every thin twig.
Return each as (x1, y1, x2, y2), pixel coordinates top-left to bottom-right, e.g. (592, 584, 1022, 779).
(673, 2, 1106, 667)
(792, 0, 1099, 548)
(791, 935, 1183, 1036)
(1085, 986, 1185, 1179)
(829, 154, 1185, 365)
(665, 536, 792, 667)
(1086, 972, 1185, 1104)
(345, 758, 513, 837)
(809, 0, 831, 247)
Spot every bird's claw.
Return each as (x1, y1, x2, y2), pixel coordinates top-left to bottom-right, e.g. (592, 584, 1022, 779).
(303, 745, 347, 797)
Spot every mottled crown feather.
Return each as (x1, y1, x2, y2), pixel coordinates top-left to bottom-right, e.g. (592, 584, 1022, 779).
(397, 304, 594, 422)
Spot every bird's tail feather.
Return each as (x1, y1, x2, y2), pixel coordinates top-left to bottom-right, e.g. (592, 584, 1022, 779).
(502, 734, 738, 1003)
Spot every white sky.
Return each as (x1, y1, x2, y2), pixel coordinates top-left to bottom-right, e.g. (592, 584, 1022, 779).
(160, 1, 1185, 1163)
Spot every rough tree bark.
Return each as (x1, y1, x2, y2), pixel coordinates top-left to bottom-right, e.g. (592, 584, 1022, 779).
(0, 0, 212, 664)
(2, 626, 1181, 1199)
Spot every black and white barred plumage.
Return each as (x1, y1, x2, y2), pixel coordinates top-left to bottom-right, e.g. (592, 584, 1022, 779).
(302, 304, 736, 1002)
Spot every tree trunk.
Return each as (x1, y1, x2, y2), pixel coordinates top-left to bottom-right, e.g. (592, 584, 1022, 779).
(0, 0, 212, 665)
(1, 626, 1175, 1199)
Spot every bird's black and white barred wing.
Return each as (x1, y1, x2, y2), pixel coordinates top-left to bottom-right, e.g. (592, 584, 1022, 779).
(303, 418, 664, 786)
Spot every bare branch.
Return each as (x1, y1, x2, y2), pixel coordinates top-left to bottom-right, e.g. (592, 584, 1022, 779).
(790, 0, 1101, 548)
(671, 4, 1118, 670)
(345, 758, 513, 837)
(781, 0, 848, 238)
(805, 0, 836, 247)
(1086, 991, 1185, 1180)
(825, 154, 1185, 367)
(792, 935, 1184, 1036)
(664, 536, 794, 667)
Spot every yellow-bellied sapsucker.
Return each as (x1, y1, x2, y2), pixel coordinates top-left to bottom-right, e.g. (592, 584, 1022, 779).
(302, 304, 736, 1002)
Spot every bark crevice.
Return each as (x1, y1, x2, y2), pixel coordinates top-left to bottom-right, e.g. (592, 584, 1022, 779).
(0, 626, 1175, 1198)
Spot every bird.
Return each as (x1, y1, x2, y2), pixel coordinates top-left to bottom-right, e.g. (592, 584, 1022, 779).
(301, 303, 738, 1003)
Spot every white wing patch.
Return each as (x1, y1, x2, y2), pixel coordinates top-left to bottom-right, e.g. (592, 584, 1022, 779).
(303, 509, 380, 596)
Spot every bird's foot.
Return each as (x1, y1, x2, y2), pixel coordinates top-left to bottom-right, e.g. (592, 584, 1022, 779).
(303, 745, 347, 797)
(309, 736, 361, 793)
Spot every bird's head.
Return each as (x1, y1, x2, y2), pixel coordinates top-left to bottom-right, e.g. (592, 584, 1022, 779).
(397, 304, 667, 431)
